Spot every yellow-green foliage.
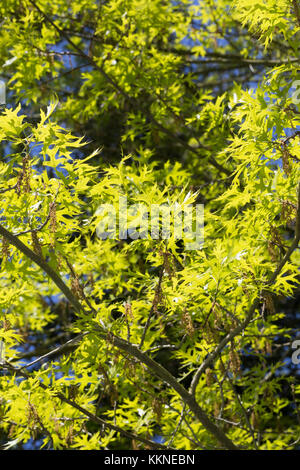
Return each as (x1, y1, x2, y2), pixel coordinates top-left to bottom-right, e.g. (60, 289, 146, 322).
(0, 0, 299, 451)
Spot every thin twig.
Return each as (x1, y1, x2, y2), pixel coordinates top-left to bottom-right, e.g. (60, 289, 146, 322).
(15, 183, 60, 237)
(190, 182, 300, 396)
(1, 362, 169, 450)
(167, 403, 187, 448)
(19, 332, 87, 370)
(219, 357, 258, 449)
(292, 0, 300, 27)
(0, 223, 83, 314)
(0, 182, 18, 194)
(27, 0, 231, 177)
(139, 266, 164, 349)
(0, 223, 238, 449)
(99, 329, 239, 449)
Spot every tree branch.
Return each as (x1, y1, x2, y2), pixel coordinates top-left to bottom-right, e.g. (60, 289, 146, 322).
(1, 362, 169, 450)
(27, 0, 231, 177)
(94, 328, 239, 450)
(292, 0, 300, 27)
(0, 222, 238, 448)
(0, 223, 83, 314)
(19, 332, 87, 370)
(190, 181, 300, 395)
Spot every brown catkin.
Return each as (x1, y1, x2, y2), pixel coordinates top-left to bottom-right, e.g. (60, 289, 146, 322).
(267, 225, 284, 262)
(265, 340, 272, 355)
(269, 225, 283, 247)
(22, 154, 31, 193)
(152, 398, 162, 423)
(57, 251, 62, 270)
(281, 146, 292, 175)
(205, 368, 214, 386)
(8, 424, 15, 438)
(31, 231, 43, 258)
(53, 418, 61, 436)
(281, 200, 296, 225)
(152, 284, 162, 314)
(3, 318, 11, 331)
(162, 251, 174, 279)
(181, 309, 195, 337)
(267, 240, 278, 262)
(212, 303, 223, 329)
(49, 201, 57, 247)
(263, 292, 275, 316)
(27, 401, 39, 427)
(229, 342, 241, 377)
(16, 154, 31, 195)
(124, 301, 133, 320)
(65, 424, 74, 446)
(1, 237, 9, 260)
(71, 276, 85, 300)
(213, 401, 220, 418)
(250, 410, 259, 429)
(203, 322, 219, 344)
(16, 170, 23, 196)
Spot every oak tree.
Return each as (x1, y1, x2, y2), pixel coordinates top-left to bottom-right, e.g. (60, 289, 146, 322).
(0, 0, 300, 450)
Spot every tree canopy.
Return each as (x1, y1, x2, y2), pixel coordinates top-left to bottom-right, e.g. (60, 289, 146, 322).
(0, 0, 300, 451)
